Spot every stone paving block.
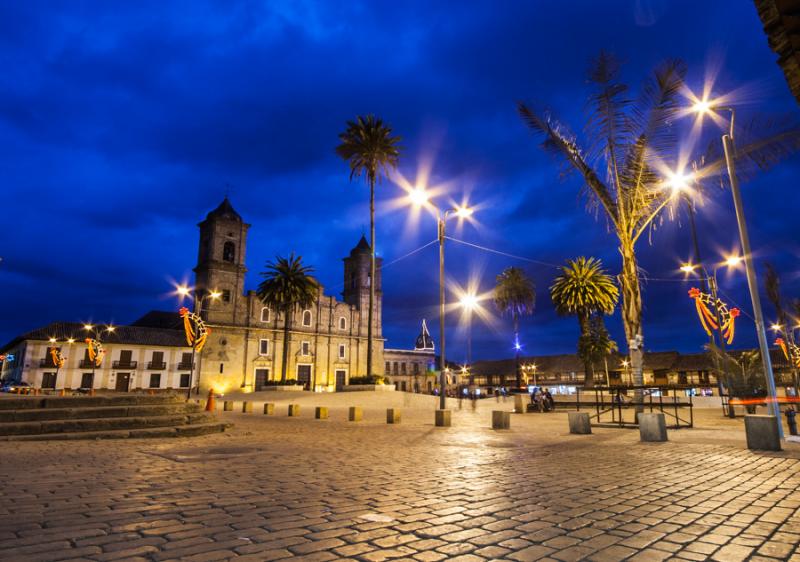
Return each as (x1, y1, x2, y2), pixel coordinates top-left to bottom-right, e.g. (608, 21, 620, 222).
(744, 415, 781, 451)
(568, 412, 591, 434)
(434, 409, 451, 427)
(386, 408, 401, 424)
(223, 401, 233, 412)
(287, 404, 300, 416)
(263, 403, 275, 415)
(315, 407, 329, 420)
(348, 407, 362, 422)
(638, 413, 667, 442)
(492, 410, 511, 429)
(242, 401, 253, 413)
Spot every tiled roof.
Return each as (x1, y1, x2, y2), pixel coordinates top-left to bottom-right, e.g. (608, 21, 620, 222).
(131, 310, 184, 330)
(2, 322, 189, 352)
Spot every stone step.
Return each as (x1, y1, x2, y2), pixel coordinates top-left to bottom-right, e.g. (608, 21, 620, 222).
(0, 412, 217, 436)
(0, 402, 203, 423)
(0, 394, 185, 410)
(3, 422, 231, 441)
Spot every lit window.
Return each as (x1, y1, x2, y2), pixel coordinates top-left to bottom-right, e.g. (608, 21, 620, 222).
(222, 290, 231, 303)
(301, 341, 310, 356)
(338, 344, 345, 360)
(260, 307, 270, 322)
(302, 310, 312, 326)
(339, 317, 346, 330)
(259, 339, 269, 356)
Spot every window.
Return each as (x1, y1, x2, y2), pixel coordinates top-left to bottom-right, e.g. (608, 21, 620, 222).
(152, 351, 163, 363)
(259, 339, 270, 356)
(119, 350, 133, 366)
(219, 363, 224, 374)
(338, 344, 346, 360)
(42, 373, 57, 389)
(179, 374, 191, 388)
(401, 363, 406, 374)
(385, 362, 391, 373)
(223, 241, 236, 263)
(393, 362, 398, 375)
(180, 352, 193, 369)
(302, 310, 312, 326)
(149, 374, 161, 388)
(260, 307, 270, 322)
(339, 317, 347, 330)
(222, 290, 231, 303)
(301, 341, 310, 356)
(413, 363, 419, 374)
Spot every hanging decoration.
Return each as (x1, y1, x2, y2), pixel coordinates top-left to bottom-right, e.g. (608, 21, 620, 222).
(84, 338, 105, 367)
(775, 337, 800, 368)
(49, 347, 65, 369)
(180, 307, 210, 352)
(688, 287, 740, 344)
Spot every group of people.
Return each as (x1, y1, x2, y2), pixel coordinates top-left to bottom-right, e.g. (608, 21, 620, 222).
(530, 387, 555, 412)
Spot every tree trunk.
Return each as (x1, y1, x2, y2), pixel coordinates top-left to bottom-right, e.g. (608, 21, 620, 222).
(619, 238, 644, 411)
(578, 311, 593, 388)
(367, 174, 375, 377)
(514, 313, 521, 389)
(281, 308, 292, 382)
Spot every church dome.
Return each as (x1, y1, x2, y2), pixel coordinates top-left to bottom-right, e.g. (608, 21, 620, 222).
(206, 197, 242, 222)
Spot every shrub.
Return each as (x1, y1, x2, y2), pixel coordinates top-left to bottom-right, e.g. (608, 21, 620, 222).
(262, 379, 301, 386)
(348, 375, 384, 385)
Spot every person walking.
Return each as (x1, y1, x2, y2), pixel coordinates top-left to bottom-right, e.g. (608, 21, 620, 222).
(786, 405, 798, 436)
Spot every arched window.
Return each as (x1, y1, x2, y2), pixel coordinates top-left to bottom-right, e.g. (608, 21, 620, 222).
(339, 317, 346, 330)
(302, 310, 312, 327)
(222, 241, 235, 263)
(260, 307, 270, 323)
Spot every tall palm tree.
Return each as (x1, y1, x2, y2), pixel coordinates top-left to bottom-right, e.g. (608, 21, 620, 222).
(518, 52, 800, 404)
(336, 115, 401, 378)
(494, 267, 535, 388)
(550, 257, 619, 387)
(256, 254, 319, 383)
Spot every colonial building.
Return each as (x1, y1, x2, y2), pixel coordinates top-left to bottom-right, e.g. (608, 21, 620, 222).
(184, 198, 385, 393)
(384, 319, 436, 392)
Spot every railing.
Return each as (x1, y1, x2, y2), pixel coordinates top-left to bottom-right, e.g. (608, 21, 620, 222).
(79, 360, 98, 368)
(177, 362, 194, 371)
(38, 359, 58, 368)
(566, 385, 694, 429)
(147, 361, 166, 370)
(112, 360, 138, 369)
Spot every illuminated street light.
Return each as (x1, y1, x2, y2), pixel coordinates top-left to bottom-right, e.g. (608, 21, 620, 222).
(174, 284, 222, 398)
(459, 292, 479, 373)
(408, 185, 475, 410)
(665, 170, 694, 193)
(689, 95, 780, 436)
(771, 323, 783, 332)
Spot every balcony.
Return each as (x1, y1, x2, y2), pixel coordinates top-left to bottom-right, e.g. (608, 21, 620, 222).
(38, 359, 58, 368)
(147, 361, 167, 370)
(112, 360, 138, 369)
(177, 361, 194, 371)
(79, 359, 98, 368)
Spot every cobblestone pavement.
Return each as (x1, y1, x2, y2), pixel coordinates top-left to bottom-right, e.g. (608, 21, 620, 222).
(1, 392, 800, 562)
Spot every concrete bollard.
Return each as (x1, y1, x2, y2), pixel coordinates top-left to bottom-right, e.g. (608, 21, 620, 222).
(263, 403, 275, 415)
(242, 401, 253, 413)
(568, 412, 592, 434)
(745, 415, 781, 451)
(386, 408, 401, 424)
(348, 406, 363, 422)
(315, 406, 329, 419)
(223, 401, 233, 411)
(288, 404, 300, 417)
(492, 410, 511, 430)
(435, 409, 451, 427)
(638, 412, 667, 442)
(514, 394, 525, 414)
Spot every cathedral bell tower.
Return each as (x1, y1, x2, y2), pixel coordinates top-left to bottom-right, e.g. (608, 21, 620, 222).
(194, 197, 250, 325)
(343, 235, 382, 336)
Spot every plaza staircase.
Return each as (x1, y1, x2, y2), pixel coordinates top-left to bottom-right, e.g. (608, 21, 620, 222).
(0, 393, 229, 440)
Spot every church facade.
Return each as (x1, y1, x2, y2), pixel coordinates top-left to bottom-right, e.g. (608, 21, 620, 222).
(192, 198, 386, 393)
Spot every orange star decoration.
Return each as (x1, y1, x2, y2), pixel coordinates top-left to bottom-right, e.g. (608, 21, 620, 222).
(688, 287, 740, 345)
(179, 307, 210, 352)
(775, 337, 800, 368)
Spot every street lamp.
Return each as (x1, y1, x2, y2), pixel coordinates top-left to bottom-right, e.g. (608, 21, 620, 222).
(408, 188, 474, 411)
(175, 285, 222, 398)
(522, 363, 538, 387)
(681, 256, 743, 417)
(459, 292, 479, 370)
(83, 324, 115, 393)
(47, 336, 75, 391)
(692, 100, 781, 436)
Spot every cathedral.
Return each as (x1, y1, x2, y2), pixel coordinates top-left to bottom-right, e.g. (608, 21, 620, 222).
(193, 197, 388, 392)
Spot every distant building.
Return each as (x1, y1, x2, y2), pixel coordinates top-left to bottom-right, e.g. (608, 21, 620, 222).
(384, 320, 436, 392)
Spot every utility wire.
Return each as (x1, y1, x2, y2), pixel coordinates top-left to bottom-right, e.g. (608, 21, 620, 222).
(444, 236, 562, 269)
(379, 239, 438, 270)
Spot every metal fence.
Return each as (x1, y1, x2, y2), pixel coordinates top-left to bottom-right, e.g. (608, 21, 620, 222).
(569, 385, 694, 429)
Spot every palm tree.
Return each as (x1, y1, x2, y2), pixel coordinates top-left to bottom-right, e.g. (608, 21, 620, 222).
(579, 314, 618, 386)
(256, 254, 319, 383)
(494, 267, 535, 388)
(550, 257, 619, 387)
(336, 115, 401, 378)
(518, 52, 800, 404)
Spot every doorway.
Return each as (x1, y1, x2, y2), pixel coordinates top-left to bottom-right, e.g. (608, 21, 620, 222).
(335, 369, 346, 390)
(115, 373, 131, 392)
(296, 365, 312, 389)
(255, 368, 270, 390)
(41, 373, 57, 389)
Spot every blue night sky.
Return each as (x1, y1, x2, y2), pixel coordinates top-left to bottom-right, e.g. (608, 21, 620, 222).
(2, 1, 800, 362)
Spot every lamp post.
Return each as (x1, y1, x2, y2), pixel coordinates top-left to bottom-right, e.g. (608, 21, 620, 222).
(693, 101, 782, 437)
(681, 257, 743, 418)
(459, 292, 478, 370)
(177, 285, 221, 398)
(83, 324, 115, 392)
(47, 336, 75, 391)
(408, 188, 474, 411)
